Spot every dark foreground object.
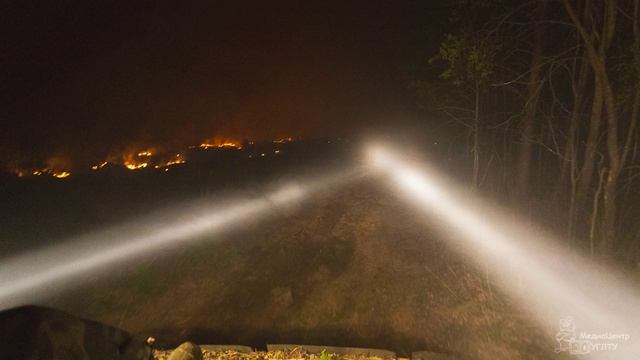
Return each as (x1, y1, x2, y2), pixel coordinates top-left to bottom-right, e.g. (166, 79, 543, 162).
(0, 305, 152, 360)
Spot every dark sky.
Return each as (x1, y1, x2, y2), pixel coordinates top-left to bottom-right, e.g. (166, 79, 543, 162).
(2, 1, 446, 168)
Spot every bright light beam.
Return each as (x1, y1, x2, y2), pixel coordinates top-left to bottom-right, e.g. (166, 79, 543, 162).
(0, 169, 357, 311)
(369, 145, 640, 359)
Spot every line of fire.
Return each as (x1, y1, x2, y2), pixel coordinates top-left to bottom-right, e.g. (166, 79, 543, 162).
(5, 137, 297, 179)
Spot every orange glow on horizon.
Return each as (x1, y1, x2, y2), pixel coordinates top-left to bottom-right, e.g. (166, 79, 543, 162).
(10, 135, 301, 178)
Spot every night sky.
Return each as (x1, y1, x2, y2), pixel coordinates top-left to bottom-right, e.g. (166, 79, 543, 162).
(2, 1, 446, 168)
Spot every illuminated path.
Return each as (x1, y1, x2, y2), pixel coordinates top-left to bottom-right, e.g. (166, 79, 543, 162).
(369, 146, 640, 359)
(0, 169, 358, 310)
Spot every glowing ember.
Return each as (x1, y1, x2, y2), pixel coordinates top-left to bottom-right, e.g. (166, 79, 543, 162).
(91, 162, 108, 170)
(165, 159, 185, 166)
(124, 162, 148, 170)
(52, 171, 70, 178)
(273, 137, 293, 144)
(192, 136, 243, 150)
(137, 151, 153, 157)
(154, 154, 186, 170)
(16, 168, 72, 179)
(154, 159, 186, 169)
(198, 142, 241, 149)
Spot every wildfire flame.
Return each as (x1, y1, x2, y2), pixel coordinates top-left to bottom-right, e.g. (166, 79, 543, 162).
(198, 142, 241, 149)
(273, 137, 293, 144)
(154, 154, 186, 169)
(14, 168, 72, 179)
(122, 149, 154, 170)
(52, 171, 70, 178)
(91, 162, 108, 170)
(9, 135, 298, 178)
(193, 136, 243, 150)
(124, 162, 148, 170)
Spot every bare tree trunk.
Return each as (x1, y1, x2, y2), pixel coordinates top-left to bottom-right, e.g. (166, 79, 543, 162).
(601, 100, 621, 257)
(600, 76, 640, 256)
(590, 166, 606, 257)
(597, 0, 619, 257)
(601, 171, 618, 256)
(606, 0, 640, 253)
(564, 57, 590, 247)
(473, 81, 480, 188)
(573, 75, 603, 230)
(564, 0, 619, 257)
(559, 55, 589, 187)
(515, 0, 546, 203)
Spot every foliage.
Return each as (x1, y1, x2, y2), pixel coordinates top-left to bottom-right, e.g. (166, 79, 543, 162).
(433, 33, 498, 87)
(319, 349, 333, 360)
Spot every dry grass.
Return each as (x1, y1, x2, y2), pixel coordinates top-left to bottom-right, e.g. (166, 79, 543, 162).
(153, 348, 388, 360)
(56, 183, 572, 359)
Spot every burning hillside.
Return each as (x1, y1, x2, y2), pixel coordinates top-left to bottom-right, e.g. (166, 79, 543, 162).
(191, 136, 243, 150)
(5, 136, 299, 179)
